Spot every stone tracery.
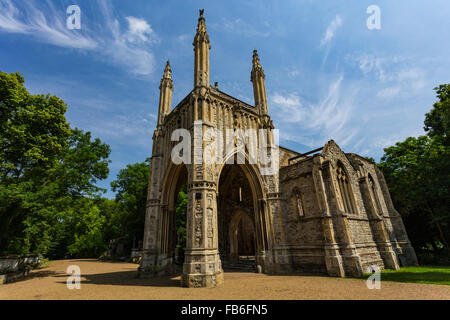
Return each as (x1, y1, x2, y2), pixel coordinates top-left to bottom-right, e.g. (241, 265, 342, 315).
(138, 10, 418, 287)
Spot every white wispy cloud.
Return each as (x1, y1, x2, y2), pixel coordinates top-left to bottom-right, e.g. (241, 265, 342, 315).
(397, 69, 426, 90)
(306, 75, 358, 144)
(320, 15, 343, 46)
(351, 54, 427, 99)
(271, 75, 359, 149)
(288, 69, 300, 78)
(212, 18, 270, 38)
(89, 112, 155, 149)
(0, 0, 97, 49)
(176, 34, 190, 42)
(356, 55, 387, 81)
(377, 86, 401, 99)
(271, 93, 303, 123)
(0, 0, 158, 76)
(373, 127, 424, 151)
(0, 0, 34, 34)
(125, 16, 158, 44)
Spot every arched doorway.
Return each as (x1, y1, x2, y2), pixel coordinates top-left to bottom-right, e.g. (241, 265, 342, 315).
(229, 210, 256, 261)
(217, 162, 261, 271)
(159, 163, 188, 273)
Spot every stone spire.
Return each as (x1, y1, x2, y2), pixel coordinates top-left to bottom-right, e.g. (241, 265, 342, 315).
(251, 50, 268, 115)
(193, 9, 211, 88)
(162, 59, 172, 80)
(157, 60, 173, 127)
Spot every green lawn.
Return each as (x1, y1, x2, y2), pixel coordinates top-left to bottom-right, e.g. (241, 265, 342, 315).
(363, 265, 450, 285)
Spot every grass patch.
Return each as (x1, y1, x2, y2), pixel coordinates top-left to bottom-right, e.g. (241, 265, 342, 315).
(38, 258, 51, 269)
(363, 265, 450, 285)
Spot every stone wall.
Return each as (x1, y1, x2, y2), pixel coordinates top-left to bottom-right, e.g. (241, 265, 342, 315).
(279, 157, 327, 274)
(0, 255, 41, 274)
(0, 254, 42, 285)
(0, 256, 20, 274)
(274, 140, 418, 277)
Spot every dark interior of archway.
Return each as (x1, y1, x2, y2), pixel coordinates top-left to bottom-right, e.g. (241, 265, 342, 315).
(172, 165, 187, 266)
(218, 164, 256, 271)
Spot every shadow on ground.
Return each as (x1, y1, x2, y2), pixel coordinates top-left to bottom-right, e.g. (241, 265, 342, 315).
(55, 270, 182, 288)
(27, 270, 62, 279)
(61, 259, 131, 264)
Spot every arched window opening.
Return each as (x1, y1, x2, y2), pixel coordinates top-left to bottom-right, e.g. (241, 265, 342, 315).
(297, 193, 305, 217)
(292, 188, 306, 218)
(369, 175, 382, 216)
(336, 162, 356, 214)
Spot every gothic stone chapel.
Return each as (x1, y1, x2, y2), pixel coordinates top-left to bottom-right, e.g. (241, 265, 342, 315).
(139, 10, 418, 287)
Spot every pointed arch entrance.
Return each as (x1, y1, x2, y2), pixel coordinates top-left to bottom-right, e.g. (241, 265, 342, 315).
(158, 163, 188, 273)
(216, 156, 268, 272)
(229, 210, 256, 261)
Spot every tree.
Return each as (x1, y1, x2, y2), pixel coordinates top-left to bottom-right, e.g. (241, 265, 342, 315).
(0, 72, 71, 182)
(67, 198, 108, 258)
(42, 129, 111, 258)
(111, 160, 150, 249)
(0, 71, 71, 251)
(378, 85, 450, 259)
(0, 71, 112, 257)
(175, 184, 187, 260)
(424, 84, 450, 146)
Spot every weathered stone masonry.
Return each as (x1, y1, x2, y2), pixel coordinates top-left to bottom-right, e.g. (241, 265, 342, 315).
(139, 10, 418, 287)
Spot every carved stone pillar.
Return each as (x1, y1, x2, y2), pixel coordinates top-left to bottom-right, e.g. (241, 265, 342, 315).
(255, 199, 270, 272)
(266, 192, 287, 273)
(359, 176, 399, 270)
(181, 180, 223, 287)
(335, 213, 364, 277)
(139, 200, 162, 277)
(375, 167, 418, 266)
(312, 157, 345, 277)
(139, 132, 169, 277)
(181, 115, 223, 288)
(320, 158, 363, 277)
(321, 217, 345, 277)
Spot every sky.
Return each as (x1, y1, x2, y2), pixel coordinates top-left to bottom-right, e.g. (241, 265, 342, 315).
(1, 0, 449, 198)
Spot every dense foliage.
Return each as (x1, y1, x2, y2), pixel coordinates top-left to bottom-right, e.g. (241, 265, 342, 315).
(0, 71, 150, 259)
(175, 184, 187, 260)
(378, 84, 450, 263)
(1, 71, 447, 264)
(0, 71, 114, 257)
(110, 161, 150, 251)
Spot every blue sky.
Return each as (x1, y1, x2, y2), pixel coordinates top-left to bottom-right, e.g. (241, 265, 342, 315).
(1, 0, 449, 198)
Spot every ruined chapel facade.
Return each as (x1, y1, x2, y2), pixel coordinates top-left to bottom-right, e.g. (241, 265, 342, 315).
(139, 11, 418, 287)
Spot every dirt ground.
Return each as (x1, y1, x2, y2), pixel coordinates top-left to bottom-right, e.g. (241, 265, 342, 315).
(1, 259, 449, 300)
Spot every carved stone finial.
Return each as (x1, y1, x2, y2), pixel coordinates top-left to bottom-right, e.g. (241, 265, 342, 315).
(195, 9, 209, 40)
(252, 49, 262, 69)
(163, 60, 172, 79)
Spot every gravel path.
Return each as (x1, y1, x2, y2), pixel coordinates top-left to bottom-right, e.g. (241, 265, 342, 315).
(1, 259, 449, 300)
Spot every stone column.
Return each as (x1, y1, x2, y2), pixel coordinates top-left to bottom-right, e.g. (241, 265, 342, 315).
(375, 167, 418, 266)
(359, 176, 399, 270)
(334, 213, 364, 276)
(139, 131, 168, 277)
(320, 159, 363, 277)
(181, 181, 223, 287)
(139, 201, 162, 277)
(181, 106, 223, 288)
(312, 156, 345, 277)
(255, 198, 269, 271)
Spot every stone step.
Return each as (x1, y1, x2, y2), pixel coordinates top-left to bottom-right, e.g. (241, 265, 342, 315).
(223, 262, 256, 272)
